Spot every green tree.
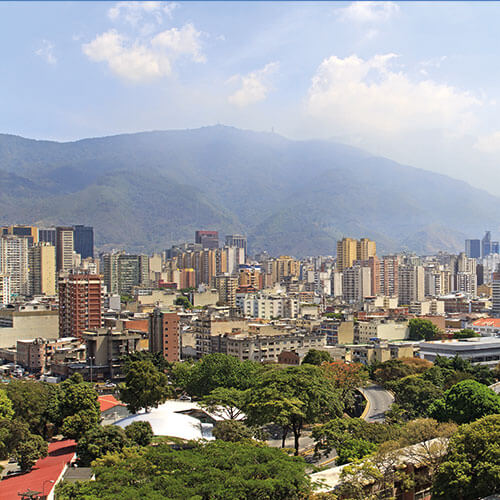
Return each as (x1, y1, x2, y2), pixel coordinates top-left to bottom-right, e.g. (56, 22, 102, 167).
(6, 381, 50, 435)
(60, 410, 101, 441)
(336, 438, 377, 465)
(429, 379, 500, 424)
(125, 421, 153, 446)
(200, 387, 248, 420)
(184, 353, 262, 397)
(76, 425, 130, 466)
(120, 360, 171, 413)
(301, 349, 332, 366)
(56, 441, 311, 500)
(15, 434, 48, 472)
(390, 375, 443, 419)
(0, 388, 13, 419)
(174, 296, 192, 309)
(372, 358, 431, 385)
(453, 328, 479, 339)
(408, 318, 441, 340)
(212, 420, 254, 442)
(123, 351, 172, 374)
(0, 418, 30, 460)
(433, 414, 500, 500)
(246, 365, 342, 455)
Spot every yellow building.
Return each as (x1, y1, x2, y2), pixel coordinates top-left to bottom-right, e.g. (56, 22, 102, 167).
(28, 243, 56, 296)
(336, 238, 358, 271)
(357, 238, 377, 261)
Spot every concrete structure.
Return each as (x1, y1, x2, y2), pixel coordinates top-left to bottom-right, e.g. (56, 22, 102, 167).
(357, 320, 409, 343)
(149, 309, 180, 362)
(465, 239, 481, 259)
(237, 292, 299, 319)
(29, 242, 56, 296)
(319, 318, 355, 345)
(492, 271, 500, 317)
(419, 337, 500, 366)
(408, 299, 445, 315)
(0, 274, 11, 305)
(83, 327, 142, 381)
(195, 230, 219, 249)
(215, 273, 238, 307)
(398, 264, 425, 305)
(56, 226, 74, 272)
(336, 237, 358, 271)
(0, 234, 29, 297)
(225, 234, 247, 259)
(58, 273, 103, 338)
(342, 265, 371, 303)
(0, 303, 58, 348)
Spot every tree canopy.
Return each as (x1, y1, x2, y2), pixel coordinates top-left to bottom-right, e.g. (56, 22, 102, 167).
(408, 318, 441, 340)
(76, 425, 130, 466)
(301, 349, 332, 366)
(56, 441, 311, 500)
(433, 414, 500, 499)
(120, 360, 171, 414)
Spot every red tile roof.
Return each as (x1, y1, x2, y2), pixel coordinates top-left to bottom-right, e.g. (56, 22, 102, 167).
(472, 318, 500, 328)
(98, 394, 125, 412)
(0, 439, 76, 500)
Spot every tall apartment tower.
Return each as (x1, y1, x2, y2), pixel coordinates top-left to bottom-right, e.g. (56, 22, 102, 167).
(225, 234, 247, 260)
(0, 235, 29, 297)
(102, 252, 120, 294)
(379, 256, 399, 297)
(149, 309, 180, 362)
(56, 227, 74, 272)
(58, 273, 103, 338)
(357, 238, 377, 261)
(28, 243, 56, 296)
(215, 274, 238, 307)
(342, 265, 371, 303)
(337, 238, 358, 271)
(195, 230, 219, 249)
(0, 274, 11, 305)
(465, 239, 481, 259)
(482, 231, 492, 258)
(1, 225, 38, 247)
(398, 265, 425, 305)
(73, 225, 94, 259)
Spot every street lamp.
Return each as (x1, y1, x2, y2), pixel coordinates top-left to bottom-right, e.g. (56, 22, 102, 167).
(43, 479, 55, 498)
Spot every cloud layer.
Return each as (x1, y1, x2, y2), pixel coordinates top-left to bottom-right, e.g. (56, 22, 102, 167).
(228, 62, 279, 107)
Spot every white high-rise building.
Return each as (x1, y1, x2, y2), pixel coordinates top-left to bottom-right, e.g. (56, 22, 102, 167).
(0, 235, 29, 297)
(398, 264, 425, 305)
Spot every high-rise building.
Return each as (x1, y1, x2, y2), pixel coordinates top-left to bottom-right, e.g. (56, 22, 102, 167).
(0, 235, 29, 297)
(58, 273, 103, 338)
(357, 238, 377, 261)
(492, 271, 500, 317)
(380, 256, 399, 297)
(482, 231, 492, 258)
(102, 252, 120, 294)
(102, 253, 149, 295)
(398, 264, 425, 305)
(39, 228, 56, 246)
(336, 238, 358, 271)
(1, 225, 38, 247)
(492, 241, 500, 254)
(225, 234, 247, 259)
(73, 225, 94, 259)
(465, 239, 481, 259)
(28, 243, 56, 296)
(195, 230, 219, 249)
(342, 265, 371, 303)
(0, 274, 11, 305)
(149, 309, 180, 362)
(271, 256, 301, 284)
(215, 274, 238, 307)
(56, 227, 74, 272)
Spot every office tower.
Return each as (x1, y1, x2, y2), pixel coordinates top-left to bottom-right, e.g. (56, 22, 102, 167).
(225, 234, 247, 259)
(336, 238, 358, 271)
(380, 256, 399, 297)
(58, 273, 103, 338)
(39, 228, 56, 246)
(482, 231, 492, 258)
(0, 235, 29, 297)
(149, 309, 180, 362)
(477, 264, 484, 286)
(465, 239, 481, 259)
(56, 226, 74, 272)
(195, 230, 219, 249)
(357, 238, 377, 261)
(492, 271, 500, 317)
(215, 274, 238, 307)
(28, 243, 56, 296)
(0, 274, 11, 305)
(342, 265, 371, 303)
(102, 253, 149, 295)
(1, 225, 38, 247)
(492, 241, 500, 254)
(102, 252, 120, 294)
(73, 225, 94, 259)
(223, 246, 245, 275)
(398, 264, 425, 305)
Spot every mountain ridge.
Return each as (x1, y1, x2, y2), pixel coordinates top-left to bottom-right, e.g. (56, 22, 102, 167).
(0, 125, 496, 256)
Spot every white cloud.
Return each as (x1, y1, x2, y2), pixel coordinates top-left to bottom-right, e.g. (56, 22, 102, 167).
(227, 62, 279, 107)
(337, 1, 399, 24)
(474, 131, 500, 153)
(306, 54, 481, 137)
(82, 24, 204, 83)
(108, 1, 177, 26)
(35, 40, 57, 65)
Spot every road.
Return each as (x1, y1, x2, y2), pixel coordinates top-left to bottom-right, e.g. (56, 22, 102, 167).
(358, 384, 394, 423)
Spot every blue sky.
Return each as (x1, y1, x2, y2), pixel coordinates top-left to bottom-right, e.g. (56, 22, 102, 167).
(3, 1, 500, 193)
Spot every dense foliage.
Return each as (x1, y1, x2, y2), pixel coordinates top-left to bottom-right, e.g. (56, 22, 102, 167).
(56, 441, 311, 500)
(408, 318, 441, 340)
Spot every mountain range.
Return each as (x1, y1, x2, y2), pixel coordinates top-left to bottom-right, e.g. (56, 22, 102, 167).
(0, 125, 497, 256)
